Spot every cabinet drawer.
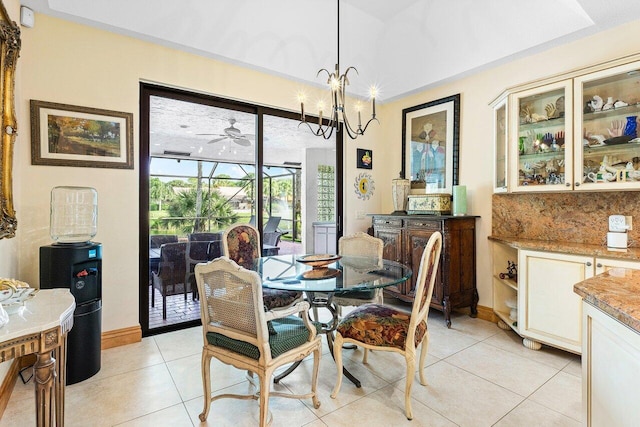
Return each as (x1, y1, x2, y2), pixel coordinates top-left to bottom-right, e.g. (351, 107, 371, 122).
(406, 219, 442, 230)
(373, 218, 403, 228)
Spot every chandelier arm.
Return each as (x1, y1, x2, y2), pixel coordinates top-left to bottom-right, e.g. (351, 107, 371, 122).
(298, 120, 336, 140)
(317, 68, 332, 79)
(358, 116, 380, 134)
(343, 66, 359, 77)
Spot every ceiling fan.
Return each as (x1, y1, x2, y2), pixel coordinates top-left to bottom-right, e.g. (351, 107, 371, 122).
(197, 118, 253, 146)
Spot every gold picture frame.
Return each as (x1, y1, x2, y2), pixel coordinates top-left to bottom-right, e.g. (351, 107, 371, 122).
(0, 2, 20, 239)
(30, 100, 134, 169)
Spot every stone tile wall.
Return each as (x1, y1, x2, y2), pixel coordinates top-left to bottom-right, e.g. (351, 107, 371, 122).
(492, 192, 640, 245)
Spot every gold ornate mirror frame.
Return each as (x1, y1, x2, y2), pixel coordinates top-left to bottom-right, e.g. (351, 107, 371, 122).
(0, 1, 20, 239)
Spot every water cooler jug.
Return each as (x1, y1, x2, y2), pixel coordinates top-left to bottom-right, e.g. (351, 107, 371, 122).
(39, 186, 102, 385)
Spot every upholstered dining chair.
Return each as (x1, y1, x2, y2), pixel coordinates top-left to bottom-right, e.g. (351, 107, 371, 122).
(333, 232, 384, 309)
(331, 231, 442, 420)
(310, 231, 384, 322)
(223, 223, 302, 310)
(195, 257, 321, 426)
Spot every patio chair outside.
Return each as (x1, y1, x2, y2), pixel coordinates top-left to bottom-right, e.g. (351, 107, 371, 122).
(151, 241, 188, 319)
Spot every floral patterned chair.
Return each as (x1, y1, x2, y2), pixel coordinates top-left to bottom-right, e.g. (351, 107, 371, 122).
(223, 223, 302, 310)
(195, 257, 321, 426)
(330, 231, 442, 420)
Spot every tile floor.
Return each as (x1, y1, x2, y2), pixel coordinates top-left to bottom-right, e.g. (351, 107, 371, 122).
(0, 304, 582, 427)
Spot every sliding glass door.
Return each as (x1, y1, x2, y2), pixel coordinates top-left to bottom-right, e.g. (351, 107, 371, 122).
(140, 84, 341, 335)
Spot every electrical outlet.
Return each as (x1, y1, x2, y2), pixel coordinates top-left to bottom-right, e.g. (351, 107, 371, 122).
(356, 211, 365, 220)
(609, 215, 627, 232)
(626, 216, 633, 231)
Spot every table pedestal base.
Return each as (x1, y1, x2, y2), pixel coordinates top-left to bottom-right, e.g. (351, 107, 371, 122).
(273, 292, 361, 388)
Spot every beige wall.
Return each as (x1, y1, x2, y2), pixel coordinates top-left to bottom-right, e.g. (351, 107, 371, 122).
(6, 7, 640, 335)
(13, 13, 382, 333)
(378, 20, 640, 309)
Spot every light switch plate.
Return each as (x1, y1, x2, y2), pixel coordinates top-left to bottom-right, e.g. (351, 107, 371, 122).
(609, 215, 628, 232)
(20, 6, 34, 28)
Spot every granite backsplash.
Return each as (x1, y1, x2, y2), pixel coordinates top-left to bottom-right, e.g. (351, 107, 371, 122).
(492, 192, 640, 246)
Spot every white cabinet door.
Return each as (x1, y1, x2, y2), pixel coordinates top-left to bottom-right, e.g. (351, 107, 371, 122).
(583, 302, 640, 426)
(313, 223, 336, 254)
(518, 250, 592, 353)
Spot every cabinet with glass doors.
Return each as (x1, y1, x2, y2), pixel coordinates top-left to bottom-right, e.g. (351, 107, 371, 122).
(497, 56, 640, 193)
(574, 60, 640, 191)
(492, 94, 508, 192)
(508, 80, 573, 192)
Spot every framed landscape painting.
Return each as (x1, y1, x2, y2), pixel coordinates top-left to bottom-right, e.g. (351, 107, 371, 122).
(30, 100, 134, 169)
(401, 94, 460, 194)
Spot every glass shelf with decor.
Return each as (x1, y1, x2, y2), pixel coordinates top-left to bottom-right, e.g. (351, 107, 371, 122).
(509, 80, 573, 191)
(574, 60, 640, 191)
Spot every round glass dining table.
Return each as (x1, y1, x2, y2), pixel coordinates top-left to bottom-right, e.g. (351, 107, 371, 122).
(256, 254, 412, 294)
(254, 254, 412, 387)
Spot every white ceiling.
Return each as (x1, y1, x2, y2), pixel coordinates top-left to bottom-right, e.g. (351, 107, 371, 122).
(21, 0, 640, 102)
(19, 0, 640, 164)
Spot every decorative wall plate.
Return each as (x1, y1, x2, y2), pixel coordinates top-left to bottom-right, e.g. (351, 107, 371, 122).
(354, 172, 375, 200)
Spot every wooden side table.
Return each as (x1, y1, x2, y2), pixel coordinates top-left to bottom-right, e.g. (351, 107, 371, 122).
(0, 289, 75, 427)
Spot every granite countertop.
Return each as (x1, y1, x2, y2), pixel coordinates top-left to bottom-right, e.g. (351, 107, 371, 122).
(489, 235, 640, 261)
(574, 269, 640, 334)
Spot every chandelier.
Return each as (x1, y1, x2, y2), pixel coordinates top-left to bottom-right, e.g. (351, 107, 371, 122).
(298, 0, 379, 140)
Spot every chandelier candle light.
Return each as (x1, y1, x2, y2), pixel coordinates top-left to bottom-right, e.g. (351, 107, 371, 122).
(299, 0, 379, 140)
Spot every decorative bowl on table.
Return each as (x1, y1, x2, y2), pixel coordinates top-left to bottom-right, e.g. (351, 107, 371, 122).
(296, 254, 341, 269)
(296, 254, 342, 280)
(0, 278, 35, 315)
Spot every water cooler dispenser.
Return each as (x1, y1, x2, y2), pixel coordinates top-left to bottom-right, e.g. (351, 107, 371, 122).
(39, 186, 102, 385)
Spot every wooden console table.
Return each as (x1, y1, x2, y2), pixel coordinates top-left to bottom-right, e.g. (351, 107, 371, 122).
(0, 289, 75, 426)
(371, 214, 479, 327)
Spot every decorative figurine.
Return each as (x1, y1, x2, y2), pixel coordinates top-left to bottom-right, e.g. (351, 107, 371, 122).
(589, 95, 604, 111)
(614, 99, 628, 108)
(545, 103, 557, 118)
(555, 96, 565, 117)
(499, 261, 518, 281)
(602, 96, 615, 111)
(608, 119, 625, 137)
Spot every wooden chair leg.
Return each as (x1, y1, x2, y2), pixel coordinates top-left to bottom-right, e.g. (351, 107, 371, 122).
(419, 333, 429, 385)
(199, 352, 212, 422)
(330, 334, 345, 399)
(259, 372, 270, 427)
(404, 352, 416, 420)
(311, 346, 321, 409)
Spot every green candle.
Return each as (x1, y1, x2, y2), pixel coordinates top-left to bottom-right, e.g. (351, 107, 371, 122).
(452, 185, 467, 216)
